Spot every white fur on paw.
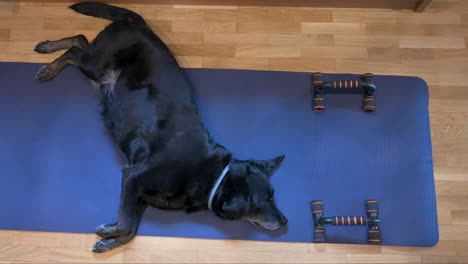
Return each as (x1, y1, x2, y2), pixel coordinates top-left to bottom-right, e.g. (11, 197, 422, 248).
(35, 65, 53, 82)
(92, 239, 117, 253)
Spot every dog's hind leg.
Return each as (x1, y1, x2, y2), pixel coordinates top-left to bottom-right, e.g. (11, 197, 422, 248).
(93, 199, 147, 253)
(35, 46, 82, 82)
(34, 34, 89, 54)
(95, 198, 147, 239)
(93, 168, 149, 253)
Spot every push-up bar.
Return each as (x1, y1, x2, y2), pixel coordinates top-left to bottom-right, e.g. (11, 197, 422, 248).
(311, 200, 381, 244)
(312, 73, 376, 112)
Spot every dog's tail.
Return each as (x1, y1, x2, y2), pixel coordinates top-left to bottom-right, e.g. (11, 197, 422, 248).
(69, 2, 146, 25)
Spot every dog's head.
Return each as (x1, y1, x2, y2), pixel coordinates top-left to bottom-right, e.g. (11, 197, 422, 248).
(213, 155, 288, 230)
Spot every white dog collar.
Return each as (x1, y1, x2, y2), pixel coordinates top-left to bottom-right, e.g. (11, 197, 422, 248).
(208, 164, 230, 211)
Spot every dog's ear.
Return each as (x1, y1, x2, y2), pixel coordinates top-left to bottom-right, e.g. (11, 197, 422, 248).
(251, 155, 285, 178)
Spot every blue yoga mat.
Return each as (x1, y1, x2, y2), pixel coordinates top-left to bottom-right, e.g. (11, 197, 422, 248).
(0, 62, 438, 247)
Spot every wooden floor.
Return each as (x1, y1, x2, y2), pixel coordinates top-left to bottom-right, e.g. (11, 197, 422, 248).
(1, 0, 468, 263)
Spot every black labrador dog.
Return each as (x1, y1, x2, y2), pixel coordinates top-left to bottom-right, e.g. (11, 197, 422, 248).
(34, 2, 287, 253)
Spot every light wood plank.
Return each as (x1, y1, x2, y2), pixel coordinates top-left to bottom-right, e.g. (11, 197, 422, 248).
(430, 112, 468, 125)
(15, 5, 85, 19)
(236, 45, 301, 58)
(302, 47, 368, 59)
(403, 60, 468, 73)
(11, 231, 88, 248)
(158, 32, 203, 44)
(436, 181, 468, 195)
(437, 208, 453, 225)
(336, 59, 404, 74)
(0, 41, 40, 54)
(423, 255, 468, 263)
(431, 25, 468, 36)
(447, 153, 468, 167)
(172, 20, 236, 33)
(381, 241, 457, 256)
(238, 21, 301, 33)
(301, 243, 382, 254)
(124, 247, 349, 263)
(433, 152, 448, 167)
(367, 47, 440, 61)
(302, 22, 365, 34)
(439, 225, 468, 240)
(0, 17, 43, 30)
(204, 8, 332, 22)
(0, 29, 9, 40)
(168, 44, 235, 57)
(429, 85, 468, 99)
(0, 1, 18, 16)
(434, 167, 468, 181)
(0, 245, 49, 262)
(366, 23, 430, 35)
(204, 32, 333, 46)
(145, 8, 204, 20)
(400, 36, 466, 49)
(432, 48, 468, 60)
(368, 47, 402, 63)
(0, 231, 13, 245)
(43, 17, 109, 31)
(47, 247, 124, 263)
(173, 4, 238, 10)
(201, 9, 241, 21)
(268, 57, 336, 72)
(334, 35, 399, 48)
(9, 29, 97, 42)
(431, 125, 468, 140)
(332, 10, 398, 24)
(415, 74, 468, 86)
(400, 13, 461, 24)
(437, 195, 468, 210)
(452, 211, 468, 225)
(333, 10, 461, 25)
(347, 253, 422, 263)
(431, 99, 468, 112)
(433, 142, 468, 156)
(204, 32, 270, 45)
(0, 52, 59, 63)
(203, 56, 269, 70)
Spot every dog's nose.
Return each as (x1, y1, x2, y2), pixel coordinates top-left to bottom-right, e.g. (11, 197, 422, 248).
(280, 217, 288, 225)
(279, 213, 288, 225)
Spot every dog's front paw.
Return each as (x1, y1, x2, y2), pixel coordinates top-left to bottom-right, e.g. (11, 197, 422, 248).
(35, 65, 54, 82)
(92, 238, 118, 253)
(34, 41, 52, 54)
(96, 223, 118, 238)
